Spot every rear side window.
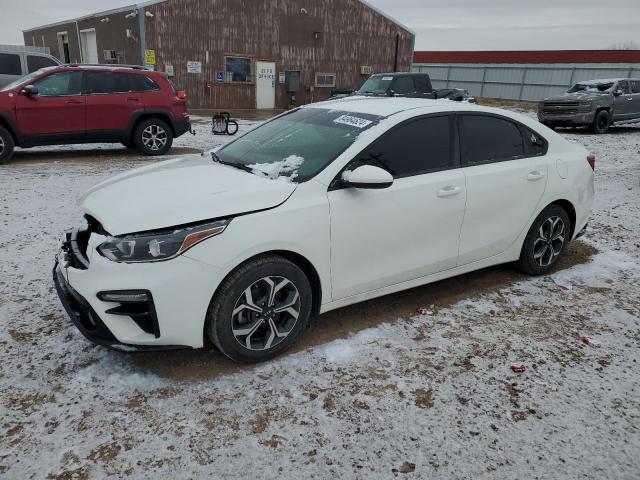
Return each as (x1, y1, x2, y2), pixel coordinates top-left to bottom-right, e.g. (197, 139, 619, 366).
(356, 115, 452, 178)
(33, 72, 82, 96)
(392, 76, 416, 95)
(521, 126, 548, 157)
(27, 55, 58, 73)
(631, 81, 640, 94)
(86, 72, 131, 94)
(414, 75, 431, 93)
(130, 74, 160, 92)
(461, 115, 525, 165)
(0, 53, 21, 75)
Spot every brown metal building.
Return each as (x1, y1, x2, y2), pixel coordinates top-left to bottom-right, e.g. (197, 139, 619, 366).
(23, 0, 414, 110)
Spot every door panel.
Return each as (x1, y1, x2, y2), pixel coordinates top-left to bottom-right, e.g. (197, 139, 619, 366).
(85, 72, 141, 134)
(613, 81, 634, 120)
(256, 62, 276, 109)
(15, 71, 85, 139)
(329, 170, 466, 300)
(458, 158, 548, 264)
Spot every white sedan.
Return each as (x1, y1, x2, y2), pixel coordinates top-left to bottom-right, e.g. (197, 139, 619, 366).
(54, 98, 595, 362)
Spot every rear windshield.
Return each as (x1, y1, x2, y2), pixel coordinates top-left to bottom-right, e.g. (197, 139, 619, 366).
(214, 108, 382, 182)
(357, 75, 393, 95)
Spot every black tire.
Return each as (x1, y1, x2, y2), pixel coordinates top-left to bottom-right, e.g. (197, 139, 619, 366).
(0, 125, 15, 164)
(133, 118, 173, 156)
(589, 110, 611, 134)
(518, 204, 571, 275)
(206, 256, 313, 363)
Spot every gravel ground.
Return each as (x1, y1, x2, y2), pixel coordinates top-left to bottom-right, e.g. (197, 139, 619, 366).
(0, 114, 639, 479)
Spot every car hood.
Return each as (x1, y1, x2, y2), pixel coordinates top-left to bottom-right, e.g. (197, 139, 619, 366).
(78, 154, 297, 236)
(542, 91, 609, 102)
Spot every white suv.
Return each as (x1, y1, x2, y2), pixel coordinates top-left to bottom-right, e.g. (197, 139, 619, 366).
(54, 98, 595, 362)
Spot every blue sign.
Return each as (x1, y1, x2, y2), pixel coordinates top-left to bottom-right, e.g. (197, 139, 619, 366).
(216, 70, 224, 82)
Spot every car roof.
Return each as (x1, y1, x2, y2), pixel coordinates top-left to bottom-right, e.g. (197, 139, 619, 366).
(308, 97, 487, 117)
(576, 78, 625, 84)
(52, 64, 155, 74)
(370, 72, 427, 77)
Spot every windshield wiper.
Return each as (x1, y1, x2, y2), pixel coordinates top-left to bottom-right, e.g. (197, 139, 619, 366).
(211, 152, 253, 173)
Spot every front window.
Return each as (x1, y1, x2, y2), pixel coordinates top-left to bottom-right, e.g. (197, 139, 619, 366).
(33, 71, 82, 96)
(225, 56, 253, 83)
(214, 108, 381, 182)
(567, 82, 614, 93)
(357, 75, 393, 95)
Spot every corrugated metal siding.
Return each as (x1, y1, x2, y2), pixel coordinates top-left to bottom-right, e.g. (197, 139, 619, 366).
(145, 0, 414, 109)
(412, 63, 640, 101)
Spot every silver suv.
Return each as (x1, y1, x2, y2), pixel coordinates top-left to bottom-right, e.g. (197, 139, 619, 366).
(538, 78, 640, 134)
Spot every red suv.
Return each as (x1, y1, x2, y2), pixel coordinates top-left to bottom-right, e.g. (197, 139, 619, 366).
(0, 64, 191, 163)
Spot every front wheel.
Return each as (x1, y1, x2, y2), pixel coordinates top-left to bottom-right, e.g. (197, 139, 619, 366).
(589, 110, 611, 134)
(0, 125, 15, 164)
(134, 118, 174, 156)
(518, 205, 571, 275)
(206, 256, 313, 363)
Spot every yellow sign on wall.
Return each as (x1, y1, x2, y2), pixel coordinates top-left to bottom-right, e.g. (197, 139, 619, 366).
(144, 49, 156, 65)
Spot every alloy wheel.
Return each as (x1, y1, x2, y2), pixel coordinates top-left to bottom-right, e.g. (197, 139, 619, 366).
(231, 276, 301, 351)
(533, 216, 566, 267)
(598, 115, 609, 132)
(141, 125, 168, 151)
(0, 135, 4, 156)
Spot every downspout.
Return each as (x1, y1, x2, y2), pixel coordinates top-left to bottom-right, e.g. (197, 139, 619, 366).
(393, 33, 400, 72)
(137, 6, 146, 66)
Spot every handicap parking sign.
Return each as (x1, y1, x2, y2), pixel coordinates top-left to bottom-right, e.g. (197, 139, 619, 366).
(216, 70, 224, 82)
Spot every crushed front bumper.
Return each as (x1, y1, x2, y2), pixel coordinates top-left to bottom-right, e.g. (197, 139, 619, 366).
(53, 262, 187, 352)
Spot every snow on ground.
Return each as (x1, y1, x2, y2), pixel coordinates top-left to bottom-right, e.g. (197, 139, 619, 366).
(1, 113, 639, 479)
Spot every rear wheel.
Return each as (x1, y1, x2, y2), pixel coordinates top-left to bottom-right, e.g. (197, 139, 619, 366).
(518, 205, 571, 275)
(0, 125, 15, 164)
(589, 110, 611, 134)
(134, 118, 173, 156)
(206, 256, 313, 363)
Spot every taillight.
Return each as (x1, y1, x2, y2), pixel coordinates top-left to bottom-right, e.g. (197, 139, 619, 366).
(176, 90, 187, 100)
(587, 153, 596, 171)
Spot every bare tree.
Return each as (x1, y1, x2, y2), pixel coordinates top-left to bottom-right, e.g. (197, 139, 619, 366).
(609, 41, 640, 50)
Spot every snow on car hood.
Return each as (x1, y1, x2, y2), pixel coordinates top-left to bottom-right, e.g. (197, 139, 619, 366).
(78, 154, 297, 235)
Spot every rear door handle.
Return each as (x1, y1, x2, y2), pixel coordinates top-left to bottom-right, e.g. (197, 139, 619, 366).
(127, 97, 141, 102)
(437, 186, 462, 198)
(527, 171, 546, 181)
(66, 99, 83, 104)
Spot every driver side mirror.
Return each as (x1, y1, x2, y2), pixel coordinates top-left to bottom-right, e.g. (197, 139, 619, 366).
(21, 85, 39, 96)
(613, 90, 623, 97)
(341, 165, 394, 189)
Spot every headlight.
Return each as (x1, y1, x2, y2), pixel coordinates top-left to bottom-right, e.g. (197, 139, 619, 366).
(98, 219, 230, 263)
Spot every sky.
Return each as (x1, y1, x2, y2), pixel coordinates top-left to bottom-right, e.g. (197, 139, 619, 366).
(0, 0, 638, 50)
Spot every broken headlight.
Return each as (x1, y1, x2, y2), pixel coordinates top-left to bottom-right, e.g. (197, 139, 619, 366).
(98, 219, 230, 263)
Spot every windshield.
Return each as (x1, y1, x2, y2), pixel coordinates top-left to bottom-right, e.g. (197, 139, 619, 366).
(0, 68, 53, 92)
(214, 108, 381, 182)
(357, 75, 393, 95)
(567, 82, 614, 93)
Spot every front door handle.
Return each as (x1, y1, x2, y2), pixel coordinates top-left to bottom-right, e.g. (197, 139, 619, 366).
(66, 99, 83, 104)
(437, 186, 462, 198)
(527, 171, 546, 181)
(126, 97, 141, 102)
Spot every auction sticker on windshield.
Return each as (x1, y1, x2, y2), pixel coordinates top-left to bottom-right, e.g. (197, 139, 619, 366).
(333, 115, 373, 129)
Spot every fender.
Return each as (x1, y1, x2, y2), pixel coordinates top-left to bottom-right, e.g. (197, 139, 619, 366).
(0, 111, 25, 147)
(125, 108, 178, 139)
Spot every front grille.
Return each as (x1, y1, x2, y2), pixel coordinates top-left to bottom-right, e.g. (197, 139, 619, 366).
(542, 102, 579, 115)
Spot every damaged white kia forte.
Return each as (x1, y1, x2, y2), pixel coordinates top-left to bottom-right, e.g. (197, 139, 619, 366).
(54, 98, 595, 362)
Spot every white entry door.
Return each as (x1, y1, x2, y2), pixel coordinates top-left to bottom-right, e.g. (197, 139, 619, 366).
(256, 61, 276, 109)
(80, 29, 99, 64)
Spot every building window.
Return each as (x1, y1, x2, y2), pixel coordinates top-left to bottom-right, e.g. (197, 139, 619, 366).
(315, 73, 336, 88)
(224, 56, 253, 83)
